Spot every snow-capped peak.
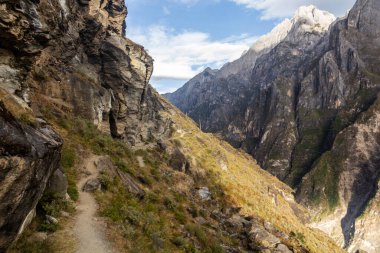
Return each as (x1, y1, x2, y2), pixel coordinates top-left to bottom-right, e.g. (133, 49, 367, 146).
(250, 5, 335, 53)
(216, 5, 336, 79)
(292, 5, 336, 34)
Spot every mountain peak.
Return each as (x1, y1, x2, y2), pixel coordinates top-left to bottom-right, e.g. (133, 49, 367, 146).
(250, 6, 335, 53)
(292, 5, 336, 33)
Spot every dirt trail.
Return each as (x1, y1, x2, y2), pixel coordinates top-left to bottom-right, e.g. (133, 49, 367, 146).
(73, 155, 115, 253)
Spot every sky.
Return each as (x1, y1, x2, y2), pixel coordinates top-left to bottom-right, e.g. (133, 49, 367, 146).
(125, 0, 356, 94)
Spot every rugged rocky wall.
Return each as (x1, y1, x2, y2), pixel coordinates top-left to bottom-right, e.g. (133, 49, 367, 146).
(0, 98, 62, 251)
(166, 0, 380, 251)
(0, 0, 170, 147)
(0, 0, 171, 250)
(297, 0, 380, 249)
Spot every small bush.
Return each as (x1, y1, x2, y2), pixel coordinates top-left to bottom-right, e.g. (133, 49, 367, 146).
(102, 195, 127, 222)
(114, 158, 136, 176)
(185, 224, 207, 246)
(174, 209, 187, 224)
(19, 113, 37, 127)
(9, 234, 54, 253)
(164, 197, 177, 211)
(61, 147, 76, 170)
(67, 184, 79, 201)
(38, 222, 59, 233)
(38, 192, 73, 217)
(290, 231, 306, 244)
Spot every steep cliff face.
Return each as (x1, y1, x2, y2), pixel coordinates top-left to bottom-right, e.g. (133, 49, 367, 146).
(0, 0, 169, 249)
(166, 0, 380, 251)
(0, 100, 62, 252)
(0, 0, 168, 147)
(165, 5, 336, 181)
(297, 0, 380, 249)
(24, 0, 170, 147)
(0, 1, 65, 250)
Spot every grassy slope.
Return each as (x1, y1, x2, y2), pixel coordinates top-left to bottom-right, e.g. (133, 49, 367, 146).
(160, 97, 345, 253)
(10, 95, 344, 252)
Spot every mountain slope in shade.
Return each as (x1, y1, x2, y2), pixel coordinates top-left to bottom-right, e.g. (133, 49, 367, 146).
(165, 0, 380, 252)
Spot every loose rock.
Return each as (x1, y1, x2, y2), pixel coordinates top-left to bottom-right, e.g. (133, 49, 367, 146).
(82, 178, 101, 192)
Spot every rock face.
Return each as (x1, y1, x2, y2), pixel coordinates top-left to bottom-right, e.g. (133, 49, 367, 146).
(0, 102, 62, 251)
(165, 1, 380, 251)
(164, 5, 335, 128)
(0, 0, 170, 148)
(46, 168, 68, 196)
(0, 0, 170, 250)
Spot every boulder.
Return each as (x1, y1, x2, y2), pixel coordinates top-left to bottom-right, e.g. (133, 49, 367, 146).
(198, 187, 211, 201)
(169, 148, 190, 172)
(224, 214, 252, 233)
(275, 244, 292, 253)
(249, 226, 281, 249)
(46, 215, 58, 225)
(82, 178, 101, 192)
(95, 156, 115, 173)
(46, 168, 68, 196)
(115, 170, 145, 199)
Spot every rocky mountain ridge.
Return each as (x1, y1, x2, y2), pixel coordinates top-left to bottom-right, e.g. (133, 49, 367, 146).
(165, 5, 336, 106)
(165, 0, 380, 252)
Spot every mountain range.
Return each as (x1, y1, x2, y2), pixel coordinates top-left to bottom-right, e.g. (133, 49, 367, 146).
(0, 0, 379, 252)
(0, 0, 347, 252)
(165, 1, 380, 252)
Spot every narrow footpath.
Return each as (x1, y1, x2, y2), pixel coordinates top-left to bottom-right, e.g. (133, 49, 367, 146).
(73, 155, 115, 253)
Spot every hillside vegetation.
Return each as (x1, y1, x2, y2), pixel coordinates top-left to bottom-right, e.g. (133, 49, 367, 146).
(11, 96, 344, 252)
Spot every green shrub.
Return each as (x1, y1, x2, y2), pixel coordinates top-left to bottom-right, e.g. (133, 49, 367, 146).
(164, 197, 177, 211)
(61, 147, 75, 170)
(174, 209, 187, 224)
(290, 231, 306, 244)
(38, 222, 59, 233)
(185, 224, 207, 246)
(38, 192, 74, 217)
(10, 235, 54, 253)
(114, 158, 136, 176)
(102, 195, 127, 222)
(67, 184, 79, 201)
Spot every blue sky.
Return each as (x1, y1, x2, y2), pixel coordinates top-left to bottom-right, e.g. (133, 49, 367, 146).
(125, 0, 356, 93)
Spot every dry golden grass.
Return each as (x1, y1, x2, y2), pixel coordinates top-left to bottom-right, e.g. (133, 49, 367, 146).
(159, 97, 346, 253)
(0, 88, 36, 125)
(24, 98, 345, 253)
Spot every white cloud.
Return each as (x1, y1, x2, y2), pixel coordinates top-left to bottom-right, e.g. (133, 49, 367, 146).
(231, 0, 356, 20)
(127, 25, 257, 83)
